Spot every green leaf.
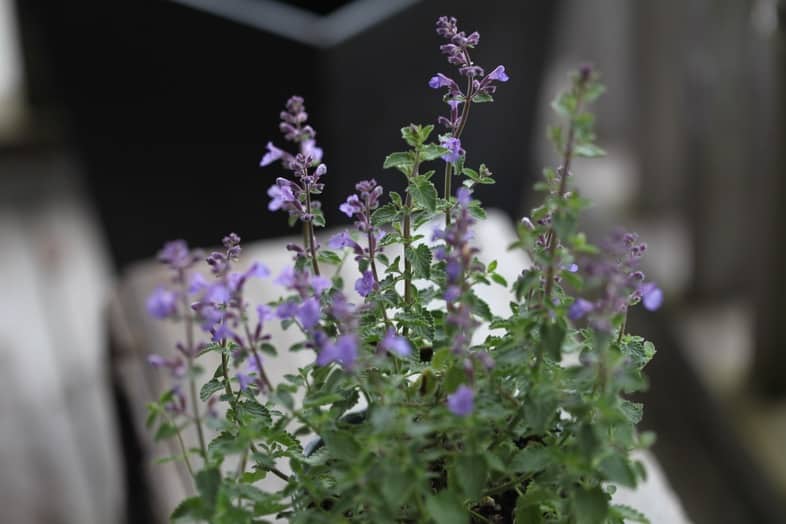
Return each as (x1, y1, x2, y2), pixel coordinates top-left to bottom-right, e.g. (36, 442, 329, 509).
(420, 143, 449, 161)
(599, 454, 638, 488)
(154, 421, 178, 442)
(610, 504, 650, 524)
(511, 446, 551, 474)
(372, 203, 400, 226)
(472, 92, 494, 103)
(196, 467, 221, 510)
(171, 496, 210, 522)
(574, 143, 606, 158)
(490, 273, 508, 286)
(383, 151, 415, 172)
(573, 487, 609, 524)
(322, 430, 360, 462)
(408, 177, 438, 212)
(540, 321, 566, 361)
(406, 244, 432, 279)
(381, 467, 413, 509)
(317, 250, 342, 266)
(200, 378, 224, 402)
(455, 454, 487, 500)
(515, 495, 543, 524)
(426, 490, 468, 524)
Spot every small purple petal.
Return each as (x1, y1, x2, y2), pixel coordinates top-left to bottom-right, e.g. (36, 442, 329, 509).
(188, 272, 208, 294)
(444, 285, 461, 302)
(354, 270, 376, 297)
(147, 287, 177, 319)
(296, 297, 321, 329)
(568, 298, 595, 320)
(260, 141, 284, 167)
(246, 262, 270, 279)
(439, 136, 463, 163)
(310, 275, 331, 295)
(275, 267, 296, 288)
(257, 304, 273, 324)
(447, 385, 474, 416)
(317, 335, 358, 370)
(487, 65, 509, 82)
(456, 187, 471, 207)
(640, 283, 663, 311)
(381, 328, 412, 357)
(300, 139, 323, 163)
(237, 372, 253, 392)
(276, 301, 298, 319)
(147, 354, 168, 368)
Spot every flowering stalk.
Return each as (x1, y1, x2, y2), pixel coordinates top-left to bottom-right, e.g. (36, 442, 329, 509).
(542, 66, 592, 307)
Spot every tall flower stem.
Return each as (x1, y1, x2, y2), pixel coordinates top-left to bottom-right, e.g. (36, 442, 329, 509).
(304, 184, 321, 276)
(367, 228, 392, 328)
(542, 81, 588, 307)
(402, 152, 421, 337)
(444, 76, 474, 227)
(180, 270, 207, 461)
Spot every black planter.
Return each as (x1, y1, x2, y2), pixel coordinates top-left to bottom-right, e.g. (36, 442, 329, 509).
(15, 0, 559, 267)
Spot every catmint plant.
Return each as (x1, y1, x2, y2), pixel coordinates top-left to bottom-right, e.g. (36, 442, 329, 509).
(145, 15, 660, 524)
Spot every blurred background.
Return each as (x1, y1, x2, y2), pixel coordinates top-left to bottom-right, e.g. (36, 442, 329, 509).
(1, 0, 785, 522)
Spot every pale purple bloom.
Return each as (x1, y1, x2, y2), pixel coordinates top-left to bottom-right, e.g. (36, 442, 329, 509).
(260, 141, 285, 167)
(316, 335, 358, 370)
(339, 194, 361, 218)
(147, 287, 177, 319)
(456, 187, 471, 206)
(267, 183, 296, 212)
(310, 275, 331, 295)
(275, 267, 296, 288)
(237, 372, 253, 392)
(257, 304, 273, 324)
(354, 270, 376, 297)
(276, 301, 298, 319)
(639, 283, 663, 311)
(440, 136, 464, 163)
(444, 285, 461, 302)
(429, 73, 456, 90)
(487, 65, 509, 82)
(147, 354, 168, 368)
(205, 283, 230, 305)
(568, 298, 595, 320)
(300, 139, 323, 164)
(567, 263, 579, 273)
(447, 385, 474, 416)
(328, 231, 356, 250)
(245, 262, 270, 279)
(188, 272, 209, 294)
(381, 328, 412, 357)
(296, 297, 321, 328)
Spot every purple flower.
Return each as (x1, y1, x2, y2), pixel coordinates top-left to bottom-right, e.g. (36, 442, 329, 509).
(447, 385, 474, 416)
(147, 287, 177, 319)
(354, 270, 376, 297)
(267, 183, 296, 212)
(568, 298, 595, 320)
(381, 328, 412, 357)
(188, 272, 208, 294)
(440, 136, 464, 163)
(310, 275, 331, 295)
(339, 194, 361, 218)
(275, 267, 296, 288)
(487, 65, 509, 82)
(456, 187, 471, 207)
(296, 297, 321, 328)
(328, 231, 356, 250)
(429, 73, 457, 90)
(245, 262, 270, 279)
(205, 283, 230, 305)
(237, 372, 253, 392)
(300, 139, 323, 164)
(316, 334, 358, 370)
(444, 285, 461, 302)
(257, 304, 273, 324)
(276, 301, 298, 319)
(260, 141, 285, 167)
(639, 282, 663, 311)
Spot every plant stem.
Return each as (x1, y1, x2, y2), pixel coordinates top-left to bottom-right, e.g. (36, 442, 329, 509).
(304, 183, 321, 276)
(542, 83, 588, 307)
(163, 410, 195, 478)
(181, 270, 207, 462)
(402, 152, 421, 337)
(367, 228, 392, 328)
(444, 76, 474, 227)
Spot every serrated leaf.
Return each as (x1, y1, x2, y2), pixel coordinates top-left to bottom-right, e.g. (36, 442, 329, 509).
(599, 454, 638, 488)
(372, 203, 400, 226)
(200, 378, 224, 402)
(455, 454, 487, 500)
(171, 496, 210, 522)
(611, 504, 650, 523)
(541, 321, 566, 361)
(574, 143, 606, 158)
(383, 151, 414, 171)
(511, 446, 551, 474)
(406, 244, 432, 279)
(408, 177, 438, 213)
(317, 250, 342, 266)
(420, 143, 449, 161)
(574, 487, 609, 524)
(426, 490, 468, 524)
